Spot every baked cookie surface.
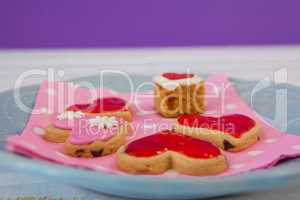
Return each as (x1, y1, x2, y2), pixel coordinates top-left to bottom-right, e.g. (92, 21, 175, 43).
(175, 114, 260, 152)
(153, 73, 205, 118)
(117, 130, 228, 176)
(64, 116, 129, 158)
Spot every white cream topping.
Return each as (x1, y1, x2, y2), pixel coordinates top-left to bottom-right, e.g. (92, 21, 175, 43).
(57, 111, 85, 120)
(152, 74, 203, 90)
(88, 116, 119, 129)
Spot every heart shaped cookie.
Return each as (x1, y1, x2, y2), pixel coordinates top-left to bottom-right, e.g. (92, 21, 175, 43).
(175, 114, 260, 152)
(64, 116, 129, 158)
(117, 130, 228, 176)
(66, 97, 132, 121)
(43, 111, 85, 143)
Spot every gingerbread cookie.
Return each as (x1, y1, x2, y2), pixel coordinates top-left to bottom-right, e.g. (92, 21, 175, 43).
(153, 72, 205, 118)
(64, 116, 130, 158)
(117, 130, 228, 176)
(174, 114, 260, 152)
(67, 97, 132, 121)
(43, 111, 85, 143)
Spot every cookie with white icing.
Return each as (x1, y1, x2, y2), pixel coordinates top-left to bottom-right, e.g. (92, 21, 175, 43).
(43, 97, 132, 143)
(43, 111, 85, 143)
(64, 116, 130, 158)
(153, 72, 205, 118)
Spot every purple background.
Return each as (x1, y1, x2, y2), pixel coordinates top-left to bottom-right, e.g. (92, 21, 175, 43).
(0, 0, 300, 49)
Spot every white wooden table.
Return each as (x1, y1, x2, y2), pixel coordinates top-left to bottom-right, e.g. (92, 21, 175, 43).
(1, 46, 300, 91)
(0, 46, 300, 199)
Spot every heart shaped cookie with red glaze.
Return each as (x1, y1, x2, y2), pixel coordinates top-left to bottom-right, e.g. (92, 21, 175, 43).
(162, 72, 194, 80)
(175, 114, 260, 152)
(117, 130, 228, 176)
(66, 97, 132, 121)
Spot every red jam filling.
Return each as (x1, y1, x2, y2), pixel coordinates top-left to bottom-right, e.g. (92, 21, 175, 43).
(177, 114, 256, 138)
(67, 103, 94, 112)
(125, 130, 220, 158)
(67, 97, 126, 113)
(162, 73, 194, 80)
(92, 97, 126, 112)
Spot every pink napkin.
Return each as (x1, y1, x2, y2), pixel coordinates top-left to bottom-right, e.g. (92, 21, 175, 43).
(6, 74, 300, 177)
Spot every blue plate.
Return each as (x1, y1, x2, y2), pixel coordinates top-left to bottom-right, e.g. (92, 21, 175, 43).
(0, 74, 300, 199)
